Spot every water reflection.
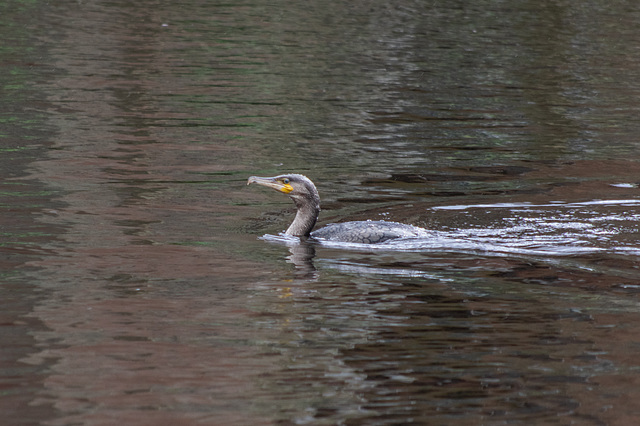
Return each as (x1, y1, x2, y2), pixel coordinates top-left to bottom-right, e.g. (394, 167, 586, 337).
(3, 0, 640, 424)
(251, 246, 640, 424)
(271, 235, 319, 280)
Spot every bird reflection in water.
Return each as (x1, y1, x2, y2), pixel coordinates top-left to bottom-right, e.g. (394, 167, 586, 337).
(261, 234, 319, 280)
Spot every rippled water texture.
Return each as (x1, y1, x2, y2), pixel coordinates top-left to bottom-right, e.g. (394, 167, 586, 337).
(3, 0, 640, 424)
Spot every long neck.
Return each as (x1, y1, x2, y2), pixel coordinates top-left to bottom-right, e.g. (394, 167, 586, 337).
(285, 195, 320, 237)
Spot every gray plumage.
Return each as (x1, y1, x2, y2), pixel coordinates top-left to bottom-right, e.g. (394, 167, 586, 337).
(247, 173, 428, 244)
(311, 220, 428, 243)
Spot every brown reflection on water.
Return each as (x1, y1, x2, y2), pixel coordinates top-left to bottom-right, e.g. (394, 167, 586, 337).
(13, 2, 284, 424)
(26, 292, 278, 425)
(4, 0, 640, 424)
(23, 108, 276, 422)
(247, 268, 640, 424)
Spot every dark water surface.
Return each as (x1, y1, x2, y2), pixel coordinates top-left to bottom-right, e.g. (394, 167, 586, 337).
(3, 0, 640, 424)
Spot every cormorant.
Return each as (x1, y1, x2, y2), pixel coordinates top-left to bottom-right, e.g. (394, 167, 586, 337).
(247, 174, 428, 243)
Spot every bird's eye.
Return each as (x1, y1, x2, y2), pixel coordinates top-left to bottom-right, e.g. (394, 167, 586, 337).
(283, 178, 290, 184)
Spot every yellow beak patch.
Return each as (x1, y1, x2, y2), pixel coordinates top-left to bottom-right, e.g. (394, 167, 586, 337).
(280, 182, 294, 193)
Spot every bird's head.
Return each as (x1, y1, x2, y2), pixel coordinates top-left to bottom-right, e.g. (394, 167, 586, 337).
(247, 174, 320, 208)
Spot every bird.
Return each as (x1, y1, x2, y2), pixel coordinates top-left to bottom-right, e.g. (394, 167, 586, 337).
(247, 173, 429, 244)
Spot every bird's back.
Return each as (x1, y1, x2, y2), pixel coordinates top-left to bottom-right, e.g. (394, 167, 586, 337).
(311, 220, 428, 244)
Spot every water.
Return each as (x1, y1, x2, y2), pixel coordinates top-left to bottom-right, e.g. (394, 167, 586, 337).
(3, 0, 640, 424)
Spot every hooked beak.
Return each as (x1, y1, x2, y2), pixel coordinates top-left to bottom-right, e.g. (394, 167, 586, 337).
(247, 176, 293, 194)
